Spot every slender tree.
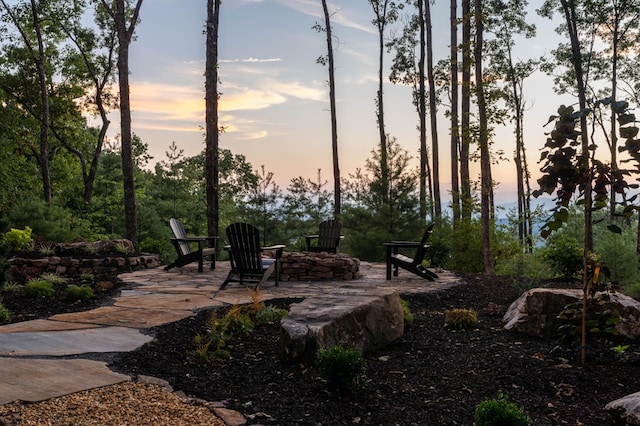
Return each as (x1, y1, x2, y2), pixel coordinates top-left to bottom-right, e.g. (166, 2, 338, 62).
(316, 0, 341, 218)
(460, 0, 472, 220)
(450, 0, 461, 226)
(205, 0, 221, 246)
(0, 0, 59, 204)
(369, 0, 400, 205)
(424, 0, 440, 221)
(100, 0, 143, 249)
(474, 0, 493, 275)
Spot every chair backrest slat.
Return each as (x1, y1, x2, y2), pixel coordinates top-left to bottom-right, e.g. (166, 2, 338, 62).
(226, 222, 264, 273)
(412, 223, 435, 266)
(317, 220, 342, 250)
(170, 218, 192, 256)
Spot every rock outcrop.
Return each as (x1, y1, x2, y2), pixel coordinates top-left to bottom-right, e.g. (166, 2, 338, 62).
(279, 289, 404, 364)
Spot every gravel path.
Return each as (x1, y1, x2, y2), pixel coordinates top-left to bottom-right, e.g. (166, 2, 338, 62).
(0, 382, 226, 426)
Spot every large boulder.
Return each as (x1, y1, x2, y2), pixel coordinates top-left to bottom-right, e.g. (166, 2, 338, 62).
(606, 391, 640, 425)
(503, 288, 640, 338)
(279, 290, 404, 364)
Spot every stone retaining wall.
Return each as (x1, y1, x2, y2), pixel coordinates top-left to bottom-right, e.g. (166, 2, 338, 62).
(7, 240, 161, 279)
(279, 252, 360, 281)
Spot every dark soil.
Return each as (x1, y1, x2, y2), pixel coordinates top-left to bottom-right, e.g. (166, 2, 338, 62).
(0, 274, 125, 324)
(109, 274, 640, 425)
(4, 270, 640, 425)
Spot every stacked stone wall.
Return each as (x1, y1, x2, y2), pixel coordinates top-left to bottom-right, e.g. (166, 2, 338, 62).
(279, 252, 360, 281)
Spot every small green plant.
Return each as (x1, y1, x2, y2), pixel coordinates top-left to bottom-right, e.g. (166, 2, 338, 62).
(316, 345, 366, 392)
(3, 226, 33, 252)
(400, 298, 414, 327)
(37, 242, 56, 256)
(39, 273, 67, 285)
(610, 344, 630, 362)
(0, 303, 10, 324)
(474, 391, 531, 426)
(444, 308, 478, 330)
(0, 281, 23, 294)
(80, 272, 95, 282)
(115, 241, 132, 254)
(24, 279, 54, 298)
(63, 285, 94, 301)
(83, 243, 98, 255)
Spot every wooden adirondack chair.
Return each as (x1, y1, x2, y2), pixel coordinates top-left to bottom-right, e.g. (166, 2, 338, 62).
(304, 219, 343, 253)
(221, 222, 285, 290)
(164, 218, 217, 273)
(383, 223, 438, 281)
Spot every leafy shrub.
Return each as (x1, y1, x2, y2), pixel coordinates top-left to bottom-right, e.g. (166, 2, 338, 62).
(444, 308, 478, 330)
(474, 391, 531, 426)
(400, 298, 414, 327)
(556, 292, 622, 349)
(64, 285, 95, 301)
(541, 234, 583, 280)
(0, 281, 23, 294)
(39, 273, 67, 285)
(0, 303, 10, 324)
(24, 280, 54, 298)
(316, 345, 366, 392)
(254, 304, 288, 325)
(3, 226, 33, 252)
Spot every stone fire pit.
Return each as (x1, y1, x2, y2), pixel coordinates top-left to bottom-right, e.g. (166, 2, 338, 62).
(279, 252, 360, 281)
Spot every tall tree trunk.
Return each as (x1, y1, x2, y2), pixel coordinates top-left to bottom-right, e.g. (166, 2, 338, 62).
(474, 0, 493, 276)
(418, 0, 428, 224)
(320, 0, 341, 218)
(609, 8, 619, 216)
(102, 0, 143, 249)
(30, 0, 52, 205)
(205, 0, 221, 246)
(450, 0, 461, 227)
(460, 0, 472, 220)
(425, 0, 440, 221)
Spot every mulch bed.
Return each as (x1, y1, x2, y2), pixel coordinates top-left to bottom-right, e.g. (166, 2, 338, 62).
(105, 273, 640, 425)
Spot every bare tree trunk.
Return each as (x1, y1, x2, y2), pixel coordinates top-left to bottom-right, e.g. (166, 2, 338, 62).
(320, 0, 341, 218)
(30, 0, 52, 205)
(461, 0, 472, 220)
(205, 0, 221, 245)
(450, 0, 461, 227)
(102, 0, 143, 249)
(474, 0, 493, 276)
(418, 0, 428, 224)
(425, 0, 440, 221)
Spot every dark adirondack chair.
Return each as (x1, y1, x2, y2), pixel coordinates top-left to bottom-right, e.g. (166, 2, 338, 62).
(304, 220, 343, 253)
(383, 223, 438, 281)
(164, 218, 217, 273)
(221, 222, 285, 290)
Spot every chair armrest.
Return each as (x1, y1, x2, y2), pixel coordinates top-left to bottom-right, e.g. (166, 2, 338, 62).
(262, 244, 286, 251)
(384, 241, 421, 248)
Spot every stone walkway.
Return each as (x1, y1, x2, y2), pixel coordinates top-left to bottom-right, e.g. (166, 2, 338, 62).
(0, 261, 464, 405)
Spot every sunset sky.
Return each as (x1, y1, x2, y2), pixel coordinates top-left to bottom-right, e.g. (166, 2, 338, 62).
(114, 0, 572, 206)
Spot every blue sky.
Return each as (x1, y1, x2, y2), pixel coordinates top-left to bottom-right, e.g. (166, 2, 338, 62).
(116, 0, 570, 204)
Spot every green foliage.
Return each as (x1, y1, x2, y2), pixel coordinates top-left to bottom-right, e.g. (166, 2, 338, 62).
(444, 308, 478, 330)
(4, 199, 98, 243)
(24, 280, 54, 298)
(0, 303, 10, 324)
(3, 226, 33, 252)
(540, 234, 583, 280)
(341, 137, 421, 261)
(495, 253, 553, 292)
(556, 292, 622, 349)
(254, 304, 288, 325)
(474, 391, 531, 426)
(316, 345, 366, 392)
(39, 273, 67, 285)
(400, 298, 414, 327)
(0, 281, 23, 294)
(63, 285, 94, 301)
